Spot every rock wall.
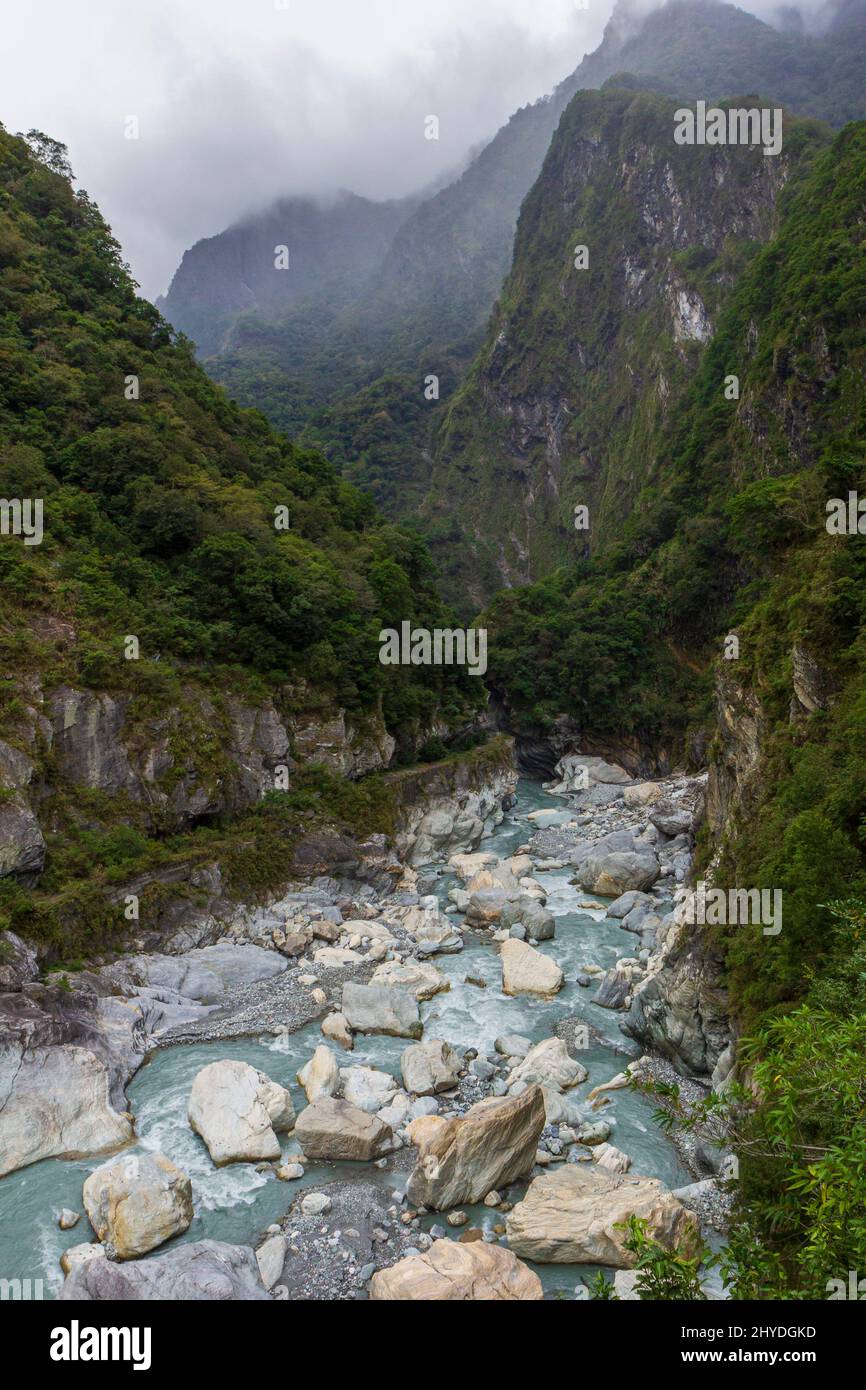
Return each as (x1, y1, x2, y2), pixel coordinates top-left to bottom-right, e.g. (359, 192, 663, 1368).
(388, 737, 517, 865)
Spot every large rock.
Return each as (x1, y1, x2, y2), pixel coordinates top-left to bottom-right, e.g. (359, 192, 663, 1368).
(579, 839, 659, 896)
(623, 927, 729, 1076)
(83, 1152, 193, 1260)
(294, 1096, 393, 1161)
(649, 800, 695, 837)
(500, 939, 563, 996)
(509, 1038, 587, 1092)
(370, 959, 449, 1000)
(339, 1064, 397, 1113)
(341, 981, 422, 1039)
(0, 1041, 134, 1178)
(297, 1045, 341, 1102)
(369, 1238, 542, 1300)
(407, 1086, 545, 1209)
(506, 1165, 698, 1266)
(60, 1239, 271, 1300)
(188, 1059, 295, 1165)
(401, 1039, 461, 1095)
(499, 897, 555, 941)
(623, 782, 663, 808)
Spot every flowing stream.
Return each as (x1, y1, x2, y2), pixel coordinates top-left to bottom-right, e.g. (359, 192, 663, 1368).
(0, 777, 691, 1299)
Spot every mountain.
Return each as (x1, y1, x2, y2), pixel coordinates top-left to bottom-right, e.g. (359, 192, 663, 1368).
(425, 88, 828, 606)
(0, 124, 485, 948)
(159, 0, 866, 507)
(157, 189, 419, 360)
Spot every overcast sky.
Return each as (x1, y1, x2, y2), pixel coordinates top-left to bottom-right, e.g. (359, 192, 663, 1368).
(0, 0, 827, 298)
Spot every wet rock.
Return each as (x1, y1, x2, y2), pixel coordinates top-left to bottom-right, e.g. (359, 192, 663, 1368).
(369, 1238, 543, 1300)
(321, 1011, 354, 1051)
(297, 1045, 341, 1102)
(401, 1039, 461, 1095)
(406, 1086, 545, 1209)
(339, 1064, 397, 1113)
(500, 938, 563, 996)
(507, 1165, 697, 1266)
(509, 1038, 587, 1092)
(494, 1033, 532, 1058)
(60, 1243, 105, 1277)
(83, 1152, 194, 1260)
(370, 959, 449, 1000)
(188, 1059, 295, 1165)
(294, 1096, 393, 1161)
(60, 1239, 271, 1300)
(341, 981, 422, 1039)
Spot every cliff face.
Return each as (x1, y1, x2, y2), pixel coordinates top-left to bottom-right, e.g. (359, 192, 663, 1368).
(428, 87, 821, 606)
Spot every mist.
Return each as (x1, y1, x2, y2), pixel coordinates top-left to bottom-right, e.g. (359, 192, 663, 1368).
(0, 0, 841, 298)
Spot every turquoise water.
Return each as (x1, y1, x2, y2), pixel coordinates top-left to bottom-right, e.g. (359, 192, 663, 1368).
(0, 778, 689, 1298)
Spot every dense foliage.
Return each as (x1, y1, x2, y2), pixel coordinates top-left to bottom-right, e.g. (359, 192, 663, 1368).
(0, 125, 481, 737)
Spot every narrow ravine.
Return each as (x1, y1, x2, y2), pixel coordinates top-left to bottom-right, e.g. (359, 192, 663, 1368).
(0, 773, 701, 1300)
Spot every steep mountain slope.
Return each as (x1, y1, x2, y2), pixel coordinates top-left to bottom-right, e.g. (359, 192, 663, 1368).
(0, 124, 485, 948)
(485, 117, 866, 1022)
(427, 88, 828, 606)
(158, 189, 419, 361)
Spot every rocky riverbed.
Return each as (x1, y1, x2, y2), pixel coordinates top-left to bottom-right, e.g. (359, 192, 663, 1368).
(0, 755, 734, 1300)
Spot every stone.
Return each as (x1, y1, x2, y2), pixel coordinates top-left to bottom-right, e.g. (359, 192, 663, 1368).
(401, 1039, 461, 1096)
(0, 1041, 134, 1178)
(277, 1162, 304, 1181)
(593, 967, 633, 1010)
(256, 1233, 286, 1290)
(60, 1243, 105, 1277)
(369, 1238, 542, 1300)
(407, 1086, 545, 1209)
(341, 981, 422, 1039)
(650, 800, 694, 837)
(312, 946, 363, 968)
(508, 1038, 587, 1093)
(321, 1011, 354, 1050)
(576, 1119, 612, 1146)
(498, 897, 555, 941)
(500, 938, 563, 996)
(188, 1059, 295, 1165)
(60, 1239, 271, 1300)
(370, 959, 449, 1000)
(446, 1209, 468, 1227)
(623, 783, 663, 809)
(339, 1064, 397, 1113)
(592, 1143, 632, 1174)
(297, 1044, 341, 1103)
(58, 1209, 80, 1230)
(606, 890, 654, 920)
(294, 1096, 393, 1161)
(82, 1152, 194, 1260)
(507, 1166, 697, 1265)
(300, 1192, 332, 1217)
(494, 1034, 532, 1058)
(579, 845, 660, 896)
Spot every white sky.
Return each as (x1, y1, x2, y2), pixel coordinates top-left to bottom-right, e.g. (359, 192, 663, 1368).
(0, 0, 613, 297)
